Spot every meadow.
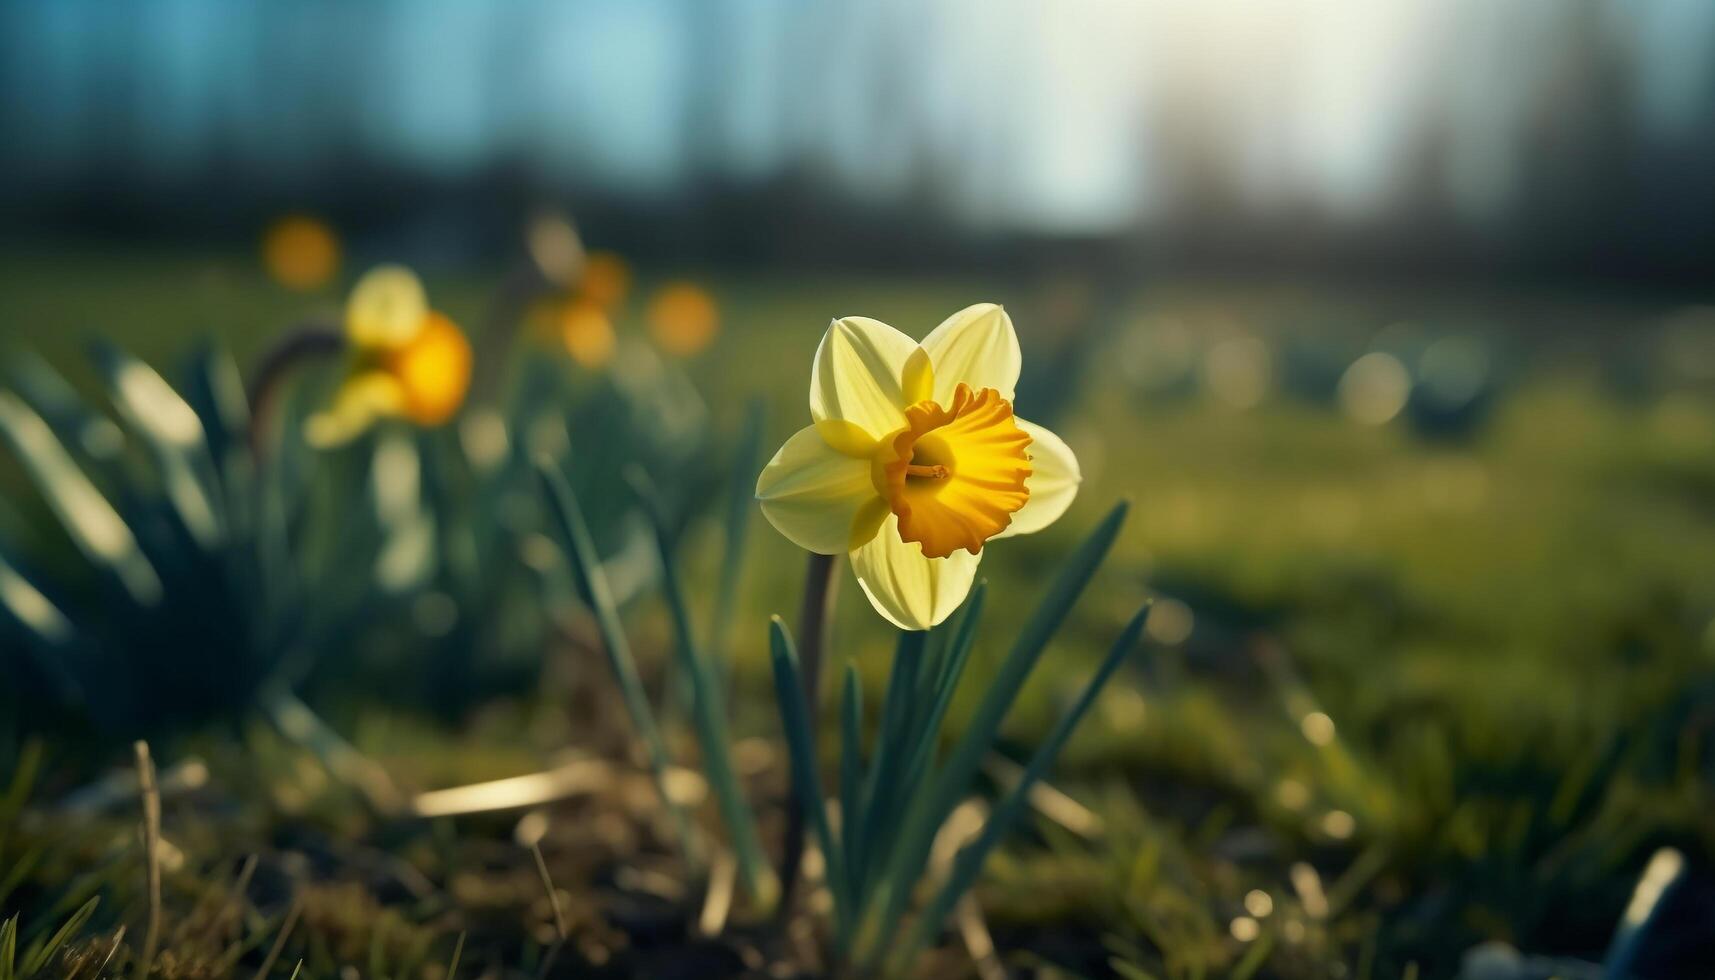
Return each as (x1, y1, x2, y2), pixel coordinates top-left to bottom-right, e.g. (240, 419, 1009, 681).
(1, 242, 1713, 978)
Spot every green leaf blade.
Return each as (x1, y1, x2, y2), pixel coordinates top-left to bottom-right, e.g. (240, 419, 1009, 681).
(536, 459, 701, 868)
(769, 618, 851, 937)
(892, 601, 1150, 974)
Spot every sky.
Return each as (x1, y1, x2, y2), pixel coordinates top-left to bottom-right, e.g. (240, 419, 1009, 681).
(2, 0, 1712, 238)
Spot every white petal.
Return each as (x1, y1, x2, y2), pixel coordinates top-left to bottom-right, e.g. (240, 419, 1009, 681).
(993, 418, 1081, 539)
(346, 265, 428, 350)
(810, 316, 919, 439)
(851, 513, 981, 630)
(921, 303, 1021, 402)
(756, 424, 885, 555)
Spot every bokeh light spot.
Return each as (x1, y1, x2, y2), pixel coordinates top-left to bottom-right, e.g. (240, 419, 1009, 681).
(263, 215, 340, 291)
(647, 282, 720, 356)
(1300, 711, 1336, 746)
(1204, 337, 1273, 410)
(1338, 351, 1410, 425)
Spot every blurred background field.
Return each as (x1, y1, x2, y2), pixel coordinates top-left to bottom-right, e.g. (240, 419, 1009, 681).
(4, 2, 1715, 979)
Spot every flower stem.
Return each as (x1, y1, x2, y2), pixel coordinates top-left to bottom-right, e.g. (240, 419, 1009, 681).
(778, 550, 840, 917)
(246, 319, 343, 454)
(471, 263, 551, 403)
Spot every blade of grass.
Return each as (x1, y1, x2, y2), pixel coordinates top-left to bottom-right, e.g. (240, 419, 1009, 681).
(855, 586, 987, 901)
(196, 854, 258, 952)
(0, 916, 16, 980)
(89, 925, 126, 980)
(179, 343, 251, 471)
(0, 848, 40, 911)
(1607, 847, 1687, 980)
(22, 897, 99, 976)
(262, 690, 404, 816)
(707, 398, 765, 679)
(858, 586, 988, 909)
(628, 467, 779, 910)
(0, 391, 161, 605)
(134, 742, 162, 980)
(779, 551, 840, 914)
(4, 351, 123, 477)
(890, 601, 1148, 973)
(91, 342, 225, 550)
(697, 853, 739, 938)
(838, 661, 863, 890)
(249, 898, 301, 980)
(0, 546, 82, 705)
(857, 501, 1128, 962)
(894, 585, 987, 808)
(445, 931, 466, 979)
(1, 739, 44, 841)
(769, 618, 851, 941)
(530, 842, 567, 979)
(536, 460, 700, 867)
(852, 629, 926, 898)
(1231, 928, 1276, 980)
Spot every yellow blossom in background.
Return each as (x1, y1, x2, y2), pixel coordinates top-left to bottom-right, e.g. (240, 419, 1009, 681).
(755, 305, 1082, 630)
(579, 251, 632, 310)
(646, 281, 719, 356)
(262, 215, 340, 291)
(306, 265, 472, 447)
(559, 298, 617, 369)
(386, 312, 472, 424)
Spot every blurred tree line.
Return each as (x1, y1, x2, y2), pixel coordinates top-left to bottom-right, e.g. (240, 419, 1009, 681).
(0, 0, 1710, 285)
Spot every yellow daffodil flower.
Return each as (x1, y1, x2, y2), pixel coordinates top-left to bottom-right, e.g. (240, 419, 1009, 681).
(756, 305, 1081, 630)
(306, 265, 473, 447)
(559, 297, 618, 369)
(647, 282, 719, 356)
(579, 251, 632, 311)
(262, 215, 340, 291)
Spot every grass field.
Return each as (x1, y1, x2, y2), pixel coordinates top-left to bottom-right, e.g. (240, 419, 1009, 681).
(2, 246, 1714, 978)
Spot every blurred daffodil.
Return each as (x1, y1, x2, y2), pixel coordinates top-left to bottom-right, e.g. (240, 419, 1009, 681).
(579, 251, 632, 311)
(756, 305, 1081, 630)
(559, 298, 618, 369)
(647, 281, 719, 356)
(262, 215, 340, 291)
(306, 265, 472, 447)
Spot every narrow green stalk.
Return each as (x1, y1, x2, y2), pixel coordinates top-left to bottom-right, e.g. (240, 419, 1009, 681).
(838, 662, 864, 891)
(471, 264, 550, 405)
(769, 619, 852, 946)
(853, 629, 926, 899)
(244, 321, 343, 456)
(628, 468, 779, 910)
(889, 602, 1150, 974)
(20, 896, 99, 976)
(536, 461, 701, 868)
(854, 501, 1129, 965)
(707, 398, 767, 679)
(779, 550, 840, 914)
(262, 689, 404, 816)
(891, 585, 988, 826)
(134, 741, 161, 980)
(0, 916, 16, 980)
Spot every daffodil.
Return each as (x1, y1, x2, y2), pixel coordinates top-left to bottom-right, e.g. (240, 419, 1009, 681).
(579, 251, 632, 311)
(756, 305, 1081, 630)
(559, 297, 617, 369)
(647, 282, 719, 356)
(306, 265, 472, 447)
